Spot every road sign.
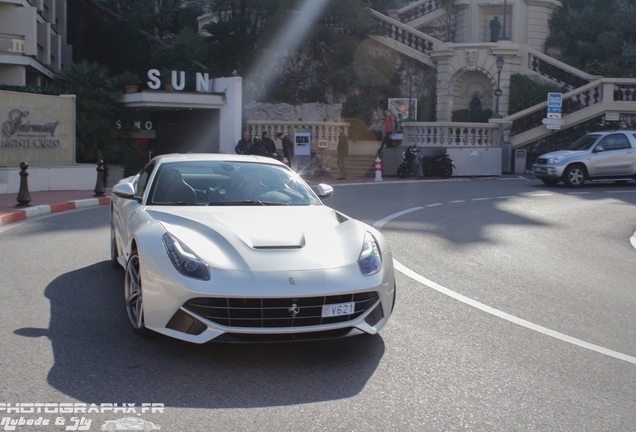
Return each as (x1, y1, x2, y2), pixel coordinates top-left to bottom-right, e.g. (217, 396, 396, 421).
(547, 92, 562, 108)
(547, 113, 562, 119)
(605, 112, 620, 121)
(546, 124, 562, 130)
(494, 88, 503, 97)
(547, 107, 561, 113)
(317, 138, 329, 149)
(542, 118, 565, 125)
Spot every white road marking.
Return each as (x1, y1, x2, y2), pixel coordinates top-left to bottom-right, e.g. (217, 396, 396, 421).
(606, 190, 636, 194)
(376, 206, 636, 365)
(471, 197, 492, 201)
(425, 203, 443, 207)
(449, 200, 465, 203)
(567, 192, 590, 195)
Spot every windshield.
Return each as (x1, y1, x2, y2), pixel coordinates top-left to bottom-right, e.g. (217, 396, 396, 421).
(147, 160, 321, 206)
(567, 134, 600, 151)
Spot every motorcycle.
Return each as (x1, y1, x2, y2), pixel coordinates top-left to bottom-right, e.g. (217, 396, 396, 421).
(397, 145, 455, 178)
(421, 153, 455, 178)
(396, 145, 421, 178)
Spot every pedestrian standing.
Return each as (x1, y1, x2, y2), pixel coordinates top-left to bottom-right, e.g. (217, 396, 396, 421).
(337, 126, 348, 180)
(377, 109, 395, 156)
(235, 131, 253, 154)
(276, 132, 294, 167)
(261, 131, 278, 159)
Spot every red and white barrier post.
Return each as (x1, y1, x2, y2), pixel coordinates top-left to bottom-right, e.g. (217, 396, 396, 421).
(374, 157, 382, 182)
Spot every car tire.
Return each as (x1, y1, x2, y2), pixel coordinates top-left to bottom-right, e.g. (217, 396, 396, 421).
(110, 223, 121, 269)
(397, 165, 409, 178)
(125, 250, 152, 337)
(541, 178, 560, 186)
(562, 164, 586, 187)
(441, 166, 452, 178)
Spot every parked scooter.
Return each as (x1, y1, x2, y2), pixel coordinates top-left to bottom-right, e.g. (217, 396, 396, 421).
(396, 145, 421, 178)
(421, 153, 455, 178)
(397, 146, 455, 178)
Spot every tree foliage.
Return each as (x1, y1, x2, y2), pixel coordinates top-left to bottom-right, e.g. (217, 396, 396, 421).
(48, 61, 136, 164)
(547, 0, 636, 77)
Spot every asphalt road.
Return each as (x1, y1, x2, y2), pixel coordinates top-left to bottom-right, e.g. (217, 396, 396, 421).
(1, 177, 635, 431)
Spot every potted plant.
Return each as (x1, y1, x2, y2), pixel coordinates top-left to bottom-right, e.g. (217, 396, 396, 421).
(120, 70, 139, 93)
(162, 69, 174, 91)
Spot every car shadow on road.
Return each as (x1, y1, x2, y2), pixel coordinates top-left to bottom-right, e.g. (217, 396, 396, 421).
(14, 261, 384, 408)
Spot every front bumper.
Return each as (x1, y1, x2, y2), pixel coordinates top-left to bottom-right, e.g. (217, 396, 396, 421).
(532, 164, 565, 179)
(139, 255, 395, 344)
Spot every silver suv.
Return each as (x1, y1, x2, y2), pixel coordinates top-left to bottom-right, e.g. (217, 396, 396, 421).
(532, 131, 636, 187)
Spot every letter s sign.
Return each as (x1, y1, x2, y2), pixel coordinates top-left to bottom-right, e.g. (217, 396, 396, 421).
(147, 69, 161, 90)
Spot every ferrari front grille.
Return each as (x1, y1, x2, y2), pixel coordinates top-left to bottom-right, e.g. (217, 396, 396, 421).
(182, 292, 380, 328)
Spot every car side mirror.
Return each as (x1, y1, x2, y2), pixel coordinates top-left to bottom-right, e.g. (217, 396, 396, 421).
(113, 183, 138, 200)
(315, 183, 334, 199)
(594, 145, 605, 153)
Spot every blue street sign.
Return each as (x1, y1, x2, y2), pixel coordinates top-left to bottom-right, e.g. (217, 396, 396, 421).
(547, 107, 561, 113)
(547, 92, 562, 108)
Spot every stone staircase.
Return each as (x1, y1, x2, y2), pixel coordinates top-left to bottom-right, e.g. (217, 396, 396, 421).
(370, 5, 636, 151)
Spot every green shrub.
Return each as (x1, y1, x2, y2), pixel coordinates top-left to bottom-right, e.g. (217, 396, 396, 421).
(508, 74, 568, 115)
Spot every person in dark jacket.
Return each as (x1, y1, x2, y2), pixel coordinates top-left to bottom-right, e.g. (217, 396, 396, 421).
(251, 136, 268, 156)
(276, 132, 294, 165)
(261, 131, 279, 159)
(235, 131, 253, 154)
(337, 126, 348, 180)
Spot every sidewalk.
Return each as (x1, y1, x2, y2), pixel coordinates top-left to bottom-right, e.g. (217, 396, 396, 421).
(0, 190, 111, 226)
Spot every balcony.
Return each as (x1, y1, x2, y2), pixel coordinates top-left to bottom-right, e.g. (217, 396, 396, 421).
(0, 34, 26, 54)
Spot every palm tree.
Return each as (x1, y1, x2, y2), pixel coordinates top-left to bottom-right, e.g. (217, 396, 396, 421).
(49, 61, 132, 163)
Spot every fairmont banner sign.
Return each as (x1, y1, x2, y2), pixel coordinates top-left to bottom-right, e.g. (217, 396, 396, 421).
(2, 109, 61, 148)
(0, 91, 75, 167)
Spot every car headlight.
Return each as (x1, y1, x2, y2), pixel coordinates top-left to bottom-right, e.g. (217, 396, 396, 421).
(162, 233, 210, 280)
(547, 157, 563, 164)
(358, 231, 382, 276)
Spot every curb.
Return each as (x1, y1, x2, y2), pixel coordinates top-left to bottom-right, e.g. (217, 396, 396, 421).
(0, 197, 111, 227)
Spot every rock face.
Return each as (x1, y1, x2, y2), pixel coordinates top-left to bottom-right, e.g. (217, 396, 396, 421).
(244, 102, 343, 122)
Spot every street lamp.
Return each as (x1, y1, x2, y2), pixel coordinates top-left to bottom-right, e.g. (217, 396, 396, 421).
(491, 55, 504, 119)
(405, 62, 416, 122)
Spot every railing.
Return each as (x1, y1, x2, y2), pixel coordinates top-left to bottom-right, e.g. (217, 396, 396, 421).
(614, 84, 636, 101)
(403, 122, 500, 147)
(245, 121, 349, 144)
(0, 35, 26, 54)
(371, 9, 440, 56)
(509, 80, 604, 136)
(397, 0, 442, 24)
(527, 48, 598, 90)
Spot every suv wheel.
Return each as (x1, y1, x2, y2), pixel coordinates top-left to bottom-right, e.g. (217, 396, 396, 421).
(563, 164, 586, 187)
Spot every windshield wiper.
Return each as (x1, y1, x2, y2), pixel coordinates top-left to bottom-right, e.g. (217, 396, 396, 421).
(155, 201, 205, 206)
(207, 200, 288, 206)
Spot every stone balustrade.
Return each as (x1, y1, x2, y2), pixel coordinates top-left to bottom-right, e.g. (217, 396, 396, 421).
(245, 121, 350, 144)
(526, 48, 599, 90)
(370, 9, 439, 57)
(397, 0, 442, 24)
(403, 122, 500, 147)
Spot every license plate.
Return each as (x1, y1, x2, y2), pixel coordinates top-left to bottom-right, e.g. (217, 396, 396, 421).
(322, 302, 355, 317)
